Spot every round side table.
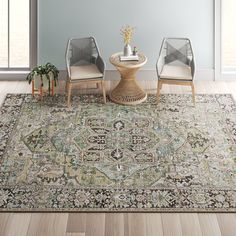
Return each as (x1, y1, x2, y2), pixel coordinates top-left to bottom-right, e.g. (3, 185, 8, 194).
(109, 52, 147, 105)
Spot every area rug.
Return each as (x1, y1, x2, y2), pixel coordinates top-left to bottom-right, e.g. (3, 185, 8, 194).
(0, 94, 235, 212)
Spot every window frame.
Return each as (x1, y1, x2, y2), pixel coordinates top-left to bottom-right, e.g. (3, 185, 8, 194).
(215, 0, 236, 80)
(0, 0, 37, 75)
(214, 0, 221, 80)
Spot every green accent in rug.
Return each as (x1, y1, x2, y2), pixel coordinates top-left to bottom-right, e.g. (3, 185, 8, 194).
(0, 94, 235, 212)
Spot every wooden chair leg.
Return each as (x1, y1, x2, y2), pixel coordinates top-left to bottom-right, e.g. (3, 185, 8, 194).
(101, 80, 106, 104)
(67, 83, 72, 107)
(65, 78, 69, 94)
(191, 82, 196, 106)
(157, 80, 162, 104)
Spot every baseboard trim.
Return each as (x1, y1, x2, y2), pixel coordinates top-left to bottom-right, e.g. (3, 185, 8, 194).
(195, 69, 215, 81)
(105, 69, 215, 81)
(218, 73, 236, 81)
(0, 69, 215, 81)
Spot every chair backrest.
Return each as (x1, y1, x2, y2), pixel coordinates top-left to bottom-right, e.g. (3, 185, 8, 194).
(66, 37, 100, 69)
(157, 38, 195, 78)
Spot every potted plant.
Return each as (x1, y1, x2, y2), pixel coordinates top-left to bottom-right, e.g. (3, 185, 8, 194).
(26, 62, 59, 96)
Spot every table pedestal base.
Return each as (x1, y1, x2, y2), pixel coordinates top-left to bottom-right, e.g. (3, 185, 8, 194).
(109, 53, 148, 105)
(110, 78, 147, 105)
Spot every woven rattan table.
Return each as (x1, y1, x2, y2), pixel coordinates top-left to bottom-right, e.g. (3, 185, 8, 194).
(109, 52, 147, 105)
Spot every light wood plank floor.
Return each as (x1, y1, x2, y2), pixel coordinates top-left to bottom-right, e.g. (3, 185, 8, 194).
(0, 80, 236, 236)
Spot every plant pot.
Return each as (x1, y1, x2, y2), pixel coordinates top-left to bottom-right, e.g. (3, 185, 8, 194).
(34, 75, 50, 90)
(124, 44, 132, 57)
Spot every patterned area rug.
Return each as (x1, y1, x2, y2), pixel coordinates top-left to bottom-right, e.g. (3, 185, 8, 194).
(0, 94, 236, 212)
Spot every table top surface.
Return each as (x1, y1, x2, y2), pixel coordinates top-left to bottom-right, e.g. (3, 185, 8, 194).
(109, 52, 147, 69)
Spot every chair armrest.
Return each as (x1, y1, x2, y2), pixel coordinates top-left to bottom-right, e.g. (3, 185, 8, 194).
(65, 41, 72, 78)
(96, 56, 105, 74)
(156, 56, 164, 79)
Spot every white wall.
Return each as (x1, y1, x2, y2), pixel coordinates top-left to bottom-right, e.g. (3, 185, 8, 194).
(38, 0, 214, 71)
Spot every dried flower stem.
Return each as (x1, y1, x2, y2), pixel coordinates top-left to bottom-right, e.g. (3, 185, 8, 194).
(120, 25, 135, 45)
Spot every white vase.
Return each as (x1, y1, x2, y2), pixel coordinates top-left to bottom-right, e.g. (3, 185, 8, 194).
(124, 44, 132, 57)
(34, 75, 50, 90)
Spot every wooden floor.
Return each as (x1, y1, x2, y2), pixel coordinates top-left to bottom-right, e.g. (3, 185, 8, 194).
(0, 80, 236, 236)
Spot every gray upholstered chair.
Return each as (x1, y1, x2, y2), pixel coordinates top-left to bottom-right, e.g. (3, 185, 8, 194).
(65, 37, 106, 106)
(156, 38, 196, 105)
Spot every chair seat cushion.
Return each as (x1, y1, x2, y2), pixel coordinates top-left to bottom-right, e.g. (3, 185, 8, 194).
(160, 65, 192, 80)
(70, 64, 103, 80)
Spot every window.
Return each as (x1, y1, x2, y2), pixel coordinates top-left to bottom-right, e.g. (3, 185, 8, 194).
(222, 0, 236, 72)
(0, 0, 36, 71)
(215, 0, 236, 79)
